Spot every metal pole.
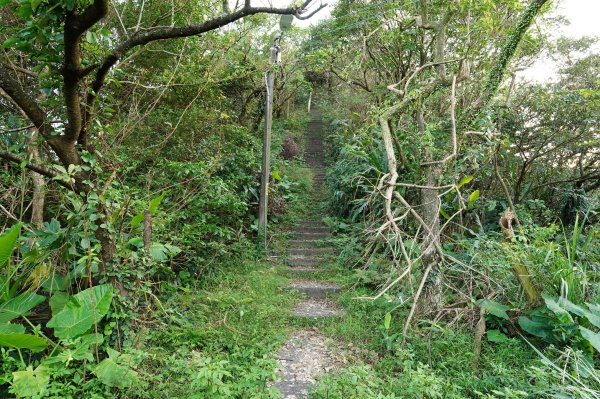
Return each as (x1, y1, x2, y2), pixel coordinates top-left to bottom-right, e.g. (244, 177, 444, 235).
(258, 33, 281, 246)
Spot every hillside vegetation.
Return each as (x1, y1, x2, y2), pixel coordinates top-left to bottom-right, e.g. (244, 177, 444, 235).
(0, 0, 598, 398)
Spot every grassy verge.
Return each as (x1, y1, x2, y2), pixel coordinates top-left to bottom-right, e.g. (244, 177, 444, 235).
(132, 257, 298, 398)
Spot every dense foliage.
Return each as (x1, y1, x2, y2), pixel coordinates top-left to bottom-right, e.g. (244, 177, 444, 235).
(0, 0, 598, 397)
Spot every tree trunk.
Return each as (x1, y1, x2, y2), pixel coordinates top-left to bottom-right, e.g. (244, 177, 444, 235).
(26, 129, 46, 227)
(417, 160, 443, 316)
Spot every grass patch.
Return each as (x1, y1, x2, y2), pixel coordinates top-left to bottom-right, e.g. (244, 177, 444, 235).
(132, 259, 296, 398)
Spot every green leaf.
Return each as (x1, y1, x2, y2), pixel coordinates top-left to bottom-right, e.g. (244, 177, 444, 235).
(93, 356, 139, 388)
(47, 284, 113, 339)
(457, 175, 474, 188)
(560, 297, 600, 328)
(439, 207, 451, 220)
(85, 31, 97, 44)
(579, 326, 600, 353)
(149, 243, 181, 262)
(49, 292, 70, 315)
(272, 170, 282, 181)
(11, 365, 49, 397)
(15, 3, 33, 18)
(127, 237, 143, 248)
(0, 333, 48, 352)
(542, 293, 573, 325)
(487, 329, 510, 343)
(2, 36, 20, 49)
(476, 299, 509, 320)
(518, 316, 553, 340)
(0, 224, 21, 267)
(0, 323, 25, 334)
(149, 191, 168, 215)
(384, 313, 391, 330)
(587, 303, 600, 328)
(130, 211, 144, 228)
(30, 0, 42, 10)
(0, 292, 45, 324)
(468, 190, 480, 207)
(587, 303, 600, 313)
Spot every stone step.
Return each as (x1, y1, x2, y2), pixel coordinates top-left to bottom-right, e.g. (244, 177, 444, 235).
(284, 281, 341, 299)
(296, 220, 326, 227)
(288, 240, 331, 248)
(274, 381, 313, 398)
(272, 329, 340, 398)
(287, 257, 323, 267)
(294, 227, 329, 234)
(294, 232, 330, 240)
(292, 299, 343, 318)
(287, 265, 321, 273)
(289, 253, 324, 260)
(292, 226, 329, 233)
(288, 248, 333, 256)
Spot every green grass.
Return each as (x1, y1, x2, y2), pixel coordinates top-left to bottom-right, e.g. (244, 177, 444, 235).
(131, 258, 298, 398)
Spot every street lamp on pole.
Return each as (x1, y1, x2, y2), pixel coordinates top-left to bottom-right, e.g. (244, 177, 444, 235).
(258, 16, 293, 249)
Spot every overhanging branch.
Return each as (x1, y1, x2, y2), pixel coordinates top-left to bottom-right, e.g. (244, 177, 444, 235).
(0, 150, 74, 191)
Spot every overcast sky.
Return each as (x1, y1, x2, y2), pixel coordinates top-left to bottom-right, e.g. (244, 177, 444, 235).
(522, 0, 600, 81)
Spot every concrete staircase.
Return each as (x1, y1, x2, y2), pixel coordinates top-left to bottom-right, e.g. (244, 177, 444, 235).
(274, 108, 343, 398)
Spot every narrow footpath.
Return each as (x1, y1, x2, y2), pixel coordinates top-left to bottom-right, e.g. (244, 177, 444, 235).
(273, 108, 344, 398)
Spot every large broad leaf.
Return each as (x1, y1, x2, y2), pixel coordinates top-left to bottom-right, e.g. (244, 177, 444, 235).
(519, 316, 554, 341)
(0, 333, 48, 352)
(0, 224, 21, 267)
(468, 190, 480, 207)
(131, 191, 168, 228)
(149, 243, 181, 262)
(148, 191, 168, 215)
(476, 299, 510, 320)
(542, 293, 573, 325)
(457, 175, 474, 189)
(47, 284, 113, 340)
(92, 349, 139, 388)
(93, 358, 139, 388)
(579, 326, 600, 353)
(130, 211, 145, 228)
(0, 323, 25, 334)
(11, 365, 49, 398)
(48, 292, 70, 315)
(487, 329, 510, 343)
(559, 297, 600, 328)
(45, 334, 104, 366)
(587, 303, 600, 313)
(0, 292, 45, 324)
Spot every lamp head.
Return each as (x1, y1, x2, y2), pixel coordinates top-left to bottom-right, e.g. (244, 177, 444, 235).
(280, 15, 294, 31)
